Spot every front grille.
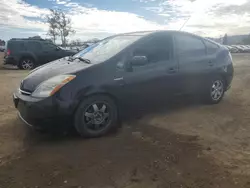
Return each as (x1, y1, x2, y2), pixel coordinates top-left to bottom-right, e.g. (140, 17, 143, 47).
(19, 88, 31, 96)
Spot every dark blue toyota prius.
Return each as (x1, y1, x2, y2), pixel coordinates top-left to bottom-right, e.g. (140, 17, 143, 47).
(13, 31, 234, 137)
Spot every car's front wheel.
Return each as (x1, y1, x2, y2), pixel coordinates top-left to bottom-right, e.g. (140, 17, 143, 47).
(205, 77, 225, 104)
(74, 95, 118, 137)
(18, 58, 35, 70)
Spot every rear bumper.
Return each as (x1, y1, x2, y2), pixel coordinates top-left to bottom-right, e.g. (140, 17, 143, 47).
(4, 56, 18, 65)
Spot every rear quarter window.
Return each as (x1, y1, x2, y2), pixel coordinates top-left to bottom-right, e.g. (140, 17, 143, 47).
(204, 40, 219, 54)
(7, 41, 25, 51)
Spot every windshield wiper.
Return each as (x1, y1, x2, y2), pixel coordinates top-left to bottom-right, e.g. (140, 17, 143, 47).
(73, 57, 91, 64)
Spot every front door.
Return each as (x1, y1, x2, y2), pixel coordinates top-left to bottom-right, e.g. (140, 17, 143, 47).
(42, 43, 61, 63)
(115, 33, 179, 107)
(28, 41, 44, 64)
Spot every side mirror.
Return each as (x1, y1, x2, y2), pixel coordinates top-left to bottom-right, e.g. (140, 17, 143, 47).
(56, 47, 61, 51)
(131, 56, 148, 66)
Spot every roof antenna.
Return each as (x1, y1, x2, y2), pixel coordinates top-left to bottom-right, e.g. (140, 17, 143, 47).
(179, 0, 196, 31)
(179, 16, 191, 31)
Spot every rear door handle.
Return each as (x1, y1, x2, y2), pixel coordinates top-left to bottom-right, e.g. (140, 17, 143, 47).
(208, 61, 214, 66)
(114, 77, 125, 86)
(168, 67, 177, 74)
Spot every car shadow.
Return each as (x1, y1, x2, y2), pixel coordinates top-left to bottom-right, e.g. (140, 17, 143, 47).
(19, 95, 203, 145)
(120, 95, 202, 122)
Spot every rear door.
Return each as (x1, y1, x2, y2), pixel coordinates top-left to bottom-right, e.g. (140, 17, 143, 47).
(27, 41, 44, 64)
(174, 33, 208, 93)
(115, 33, 179, 106)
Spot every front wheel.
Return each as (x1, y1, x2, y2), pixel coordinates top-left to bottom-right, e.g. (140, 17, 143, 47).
(205, 78, 225, 104)
(74, 95, 118, 137)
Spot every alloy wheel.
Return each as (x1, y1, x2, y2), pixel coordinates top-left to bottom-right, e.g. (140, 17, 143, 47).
(83, 102, 110, 132)
(211, 80, 224, 101)
(21, 59, 34, 70)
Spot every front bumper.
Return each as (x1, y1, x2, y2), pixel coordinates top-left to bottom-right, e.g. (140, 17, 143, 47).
(13, 91, 73, 131)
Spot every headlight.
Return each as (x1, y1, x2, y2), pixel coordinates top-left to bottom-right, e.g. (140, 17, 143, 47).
(31, 75, 76, 98)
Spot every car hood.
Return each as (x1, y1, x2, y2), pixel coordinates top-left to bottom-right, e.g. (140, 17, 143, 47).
(21, 58, 92, 92)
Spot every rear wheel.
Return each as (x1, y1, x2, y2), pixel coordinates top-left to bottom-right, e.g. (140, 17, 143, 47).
(205, 77, 225, 104)
(74, 95, 118, 137)
(18, 57, 35, 70)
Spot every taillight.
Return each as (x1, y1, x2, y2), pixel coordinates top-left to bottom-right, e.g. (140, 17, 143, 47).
(7, 49, 10, 56)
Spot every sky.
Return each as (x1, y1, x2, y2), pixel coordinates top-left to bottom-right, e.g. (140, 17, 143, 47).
(0, 0, 250, 42)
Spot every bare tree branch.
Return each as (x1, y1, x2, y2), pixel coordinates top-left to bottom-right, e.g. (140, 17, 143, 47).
(46, 9, 75, 46)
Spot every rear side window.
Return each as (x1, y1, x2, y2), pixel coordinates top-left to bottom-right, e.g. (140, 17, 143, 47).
(133, 34, 173, 63)
(175, 34, 206, 56)
(204, 40, 219, 54)
(28, 42, 42, 51)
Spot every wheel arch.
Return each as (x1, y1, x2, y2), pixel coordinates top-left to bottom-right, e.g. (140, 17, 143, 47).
(19, 53, 37, 65)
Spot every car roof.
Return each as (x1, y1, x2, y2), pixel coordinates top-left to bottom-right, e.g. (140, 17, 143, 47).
(117, 30, 203, 37)
(8, 38, 49, 43)
(117, 30, 218, 43)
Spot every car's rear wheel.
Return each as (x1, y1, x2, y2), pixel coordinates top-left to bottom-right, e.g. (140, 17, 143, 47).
(74, 95, 118, 137)
(205, 77, 225, 104)
(18, 58, 35, 70)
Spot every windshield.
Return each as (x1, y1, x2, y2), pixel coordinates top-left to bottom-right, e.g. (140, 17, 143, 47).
(73, 35, 142, 63)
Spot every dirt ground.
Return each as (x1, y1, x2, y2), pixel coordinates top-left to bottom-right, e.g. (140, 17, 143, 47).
(1, 52, 250, 187)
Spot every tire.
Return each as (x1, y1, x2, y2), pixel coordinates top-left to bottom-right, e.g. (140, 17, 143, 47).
(18, 57, 35, 70)
(74, 95, 118, 138)
(204, 77, 225, 104)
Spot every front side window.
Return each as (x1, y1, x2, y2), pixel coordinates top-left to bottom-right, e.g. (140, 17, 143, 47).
(132, 34, 173, 63)
(175, 34, 206, 56)
(73, 35, 143, 64)
(43, 43, 58, 51)
(28, 42, 42, 51)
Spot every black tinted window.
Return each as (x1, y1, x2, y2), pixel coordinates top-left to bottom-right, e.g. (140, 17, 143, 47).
(43, 43, 58, 50)
(133, 34, 173, 63)
(8, 41, 25, 50)
(28, 42, 42, 50)
(175, 34, 205, 55)
(204, 40, 218, 54)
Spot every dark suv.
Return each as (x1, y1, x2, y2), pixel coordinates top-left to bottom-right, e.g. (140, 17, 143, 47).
(4, 38, 76, 70)
(13, 31, 234, 137)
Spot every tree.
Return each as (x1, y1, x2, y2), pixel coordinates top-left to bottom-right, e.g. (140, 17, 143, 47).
(56, 9, 75, 46)
(46, 9, 75, 46)
(222, 34, 228, 45)
(46, 10, 59, 44)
